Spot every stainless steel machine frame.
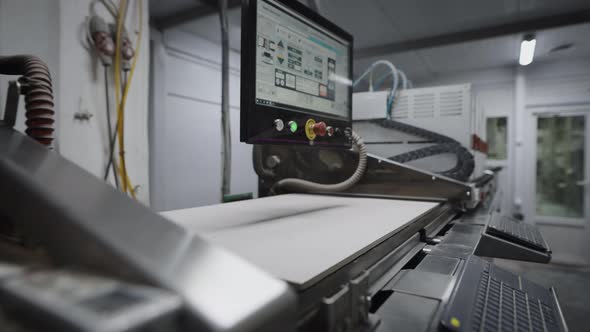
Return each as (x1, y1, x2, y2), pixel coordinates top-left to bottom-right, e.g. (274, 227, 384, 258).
(0, 124, 471, 331)
(0, 126, 295, 332)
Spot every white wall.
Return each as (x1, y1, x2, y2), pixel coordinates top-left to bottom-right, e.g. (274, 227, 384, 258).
(0, 0, 151, 204)
(418, 58, 590, 264)
(417, 66, 516, 213)
(519, 59, 590, 265)
(0, 0, 60, 135)
(150, 29, 257, 211)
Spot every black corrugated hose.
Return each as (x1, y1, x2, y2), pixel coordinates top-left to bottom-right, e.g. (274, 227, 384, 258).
(374, 119, 475, 181)
(0, 55, 55, 148)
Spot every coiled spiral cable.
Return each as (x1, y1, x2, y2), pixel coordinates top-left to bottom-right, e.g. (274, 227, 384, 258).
(0, 55, 55, 148)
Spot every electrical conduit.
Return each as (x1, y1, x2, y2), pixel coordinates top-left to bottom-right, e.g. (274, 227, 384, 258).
(272, 131, 367, 193)
(219, 0, 232, 200)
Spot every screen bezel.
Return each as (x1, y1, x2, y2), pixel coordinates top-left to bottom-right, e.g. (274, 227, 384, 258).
(241, 0, 354, 147)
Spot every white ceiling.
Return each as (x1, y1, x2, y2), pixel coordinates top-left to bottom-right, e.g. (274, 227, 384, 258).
(151, 0, 590, 83)
(321, 0, 590, 46)
(355, 22, 590, 84)
(150, 0, 203, 19)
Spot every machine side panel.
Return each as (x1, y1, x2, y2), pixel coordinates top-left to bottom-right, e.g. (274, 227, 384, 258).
(0, 127, 295, 332)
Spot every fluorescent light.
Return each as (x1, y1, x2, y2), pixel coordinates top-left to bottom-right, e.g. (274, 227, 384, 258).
(519, 37, 536, 66)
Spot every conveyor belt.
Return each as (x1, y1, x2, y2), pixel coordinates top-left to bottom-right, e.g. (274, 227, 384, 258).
(162, 194, 438, 289)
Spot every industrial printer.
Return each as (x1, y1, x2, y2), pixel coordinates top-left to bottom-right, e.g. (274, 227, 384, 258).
(0, 0, 567, 331)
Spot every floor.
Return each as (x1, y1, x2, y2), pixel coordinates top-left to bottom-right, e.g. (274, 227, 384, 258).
(495, 259, 590, 332)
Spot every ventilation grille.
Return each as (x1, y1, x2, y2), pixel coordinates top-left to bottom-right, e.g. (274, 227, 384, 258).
(439, 90, 464, 116)
(413, 93, 435, 118)
(393, 95, 409, 119)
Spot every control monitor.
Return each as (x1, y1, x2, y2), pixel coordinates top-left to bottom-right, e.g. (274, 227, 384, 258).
(241, 0, 353, 147)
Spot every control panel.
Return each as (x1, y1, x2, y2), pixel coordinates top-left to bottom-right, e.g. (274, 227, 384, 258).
(241, 0, 353, 148)
(245, 113, 351, 146)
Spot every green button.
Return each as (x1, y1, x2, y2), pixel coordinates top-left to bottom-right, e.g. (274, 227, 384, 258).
(288, 121, 298, 133)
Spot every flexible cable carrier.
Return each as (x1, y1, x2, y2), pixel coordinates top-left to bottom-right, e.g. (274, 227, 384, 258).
(374, 119, 475, 181)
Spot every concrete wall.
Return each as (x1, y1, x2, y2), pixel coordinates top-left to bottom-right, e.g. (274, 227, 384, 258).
(0, 0, 151, 204)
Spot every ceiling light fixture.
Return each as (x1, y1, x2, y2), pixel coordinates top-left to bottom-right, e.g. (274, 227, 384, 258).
(519, 34, 536, 66)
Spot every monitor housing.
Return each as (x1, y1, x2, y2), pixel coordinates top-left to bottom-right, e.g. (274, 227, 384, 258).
(241, 0, 353, 148)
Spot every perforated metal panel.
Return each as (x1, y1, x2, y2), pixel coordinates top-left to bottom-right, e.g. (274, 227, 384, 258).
(392, 94, 410, 119)
(353, 84, 473, 148)
(439, 90, 465, 117)
(352, 84, 489, 179)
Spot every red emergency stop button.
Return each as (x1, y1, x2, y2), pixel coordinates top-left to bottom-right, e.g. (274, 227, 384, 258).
(313, 122, 327, 136)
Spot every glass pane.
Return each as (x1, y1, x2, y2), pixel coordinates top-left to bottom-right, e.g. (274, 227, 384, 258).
(536, 116, 585, 218)
(487, 117, 508, 160)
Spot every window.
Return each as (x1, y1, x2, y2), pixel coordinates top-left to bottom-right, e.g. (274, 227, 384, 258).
(536, 115, 585, 218)
(486, 117, 508, 160)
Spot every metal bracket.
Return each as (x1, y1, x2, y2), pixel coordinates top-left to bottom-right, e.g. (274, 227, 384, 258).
(73, 112, 94, 121)
(464, 185, 479, 210)
(2, 81, 20, 128)
(321, 285, 351, 332)
(320, 271, 377, 332)
(419, 229, 442, 245)
(350, 271, 371, 329)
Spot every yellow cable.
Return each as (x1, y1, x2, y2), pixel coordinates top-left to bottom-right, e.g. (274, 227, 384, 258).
(114, 0, 142, 199)
(122, 0, 142, 199)
(114, 0, 125, 192)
